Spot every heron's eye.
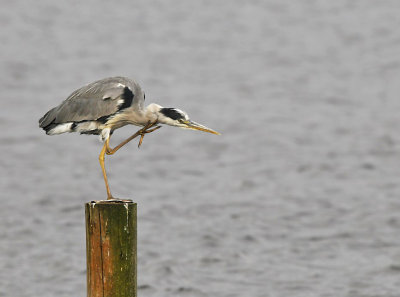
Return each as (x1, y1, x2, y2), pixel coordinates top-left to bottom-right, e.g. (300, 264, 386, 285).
(178, 119, 189, 125)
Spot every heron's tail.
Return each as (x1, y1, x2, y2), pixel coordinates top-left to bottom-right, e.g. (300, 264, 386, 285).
(39, 108, 101, 136)
(39, 108, 54, 126)
(39, 107, 60, 134)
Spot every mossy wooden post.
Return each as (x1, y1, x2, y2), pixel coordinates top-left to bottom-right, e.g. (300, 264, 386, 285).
(85, 200, 137, 297)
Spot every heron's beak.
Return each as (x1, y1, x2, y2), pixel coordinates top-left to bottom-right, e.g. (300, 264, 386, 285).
(183, 120, 221, 135)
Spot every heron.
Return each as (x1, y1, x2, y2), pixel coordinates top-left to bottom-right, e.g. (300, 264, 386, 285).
(39, 76, 219, 199)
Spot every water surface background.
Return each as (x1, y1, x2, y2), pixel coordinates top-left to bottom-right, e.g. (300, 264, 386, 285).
(1, 1, 400, 296)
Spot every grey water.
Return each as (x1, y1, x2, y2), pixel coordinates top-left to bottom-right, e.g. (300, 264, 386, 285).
(1, 1, 400, 296)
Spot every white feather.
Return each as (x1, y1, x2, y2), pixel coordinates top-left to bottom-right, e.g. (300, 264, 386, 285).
(80, 121, 98, 132)
(48, 123, 73, 135)
(100, 128, 111, 142)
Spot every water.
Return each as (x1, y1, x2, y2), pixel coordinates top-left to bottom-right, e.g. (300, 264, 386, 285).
(1, 1, 400, 296)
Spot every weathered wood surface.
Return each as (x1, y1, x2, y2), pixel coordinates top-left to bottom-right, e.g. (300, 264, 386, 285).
(85, 200, 137, 297)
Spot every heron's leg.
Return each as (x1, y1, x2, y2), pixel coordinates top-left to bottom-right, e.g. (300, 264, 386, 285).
(138, 124, 161, 148)
(105, 121, 161, 155)
(99, 138, 113, 199)
(105, 130, 142, 155)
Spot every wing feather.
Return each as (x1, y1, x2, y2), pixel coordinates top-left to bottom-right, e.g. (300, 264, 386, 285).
(39, 77, 145, 127)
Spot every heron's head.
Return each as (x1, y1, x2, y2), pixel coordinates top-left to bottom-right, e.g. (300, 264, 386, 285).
(147, 104, 220, 135)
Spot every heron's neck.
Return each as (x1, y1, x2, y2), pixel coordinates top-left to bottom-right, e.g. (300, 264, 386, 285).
(145, 103, 163, 122)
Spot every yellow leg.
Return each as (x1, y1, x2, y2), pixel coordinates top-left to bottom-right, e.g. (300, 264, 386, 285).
(106, 121, 161, 155)
(99, 121, 161, 199)
(99, 138, 113, 199)
(138, 124, 161, 148)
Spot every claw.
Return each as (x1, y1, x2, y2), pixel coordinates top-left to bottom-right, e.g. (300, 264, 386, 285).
(138, 134, 145, 148)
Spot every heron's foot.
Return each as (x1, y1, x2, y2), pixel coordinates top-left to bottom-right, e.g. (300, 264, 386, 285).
(94, 198, 133, 203)
(138, 124, 161, 148)
(109, 198, 133, 203)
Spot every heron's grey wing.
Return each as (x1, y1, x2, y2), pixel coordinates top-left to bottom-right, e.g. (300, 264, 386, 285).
(48, 77, 144, 124)
(102, 87, 125, 100)
(52, 92, 121, 124)
(39, 77, 145, 128)
(99, 76, 145, 110)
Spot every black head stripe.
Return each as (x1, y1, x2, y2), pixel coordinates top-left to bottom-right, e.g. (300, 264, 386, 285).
(160, 108, 184, 120)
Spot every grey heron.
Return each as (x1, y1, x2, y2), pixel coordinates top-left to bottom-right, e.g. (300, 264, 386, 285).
(39, 76, 219, 199)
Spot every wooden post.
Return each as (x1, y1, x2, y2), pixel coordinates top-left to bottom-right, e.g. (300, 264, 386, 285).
(85, 200, 137, 297)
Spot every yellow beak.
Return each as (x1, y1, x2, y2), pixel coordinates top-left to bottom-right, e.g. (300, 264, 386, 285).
(184, 120, 221, 135)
